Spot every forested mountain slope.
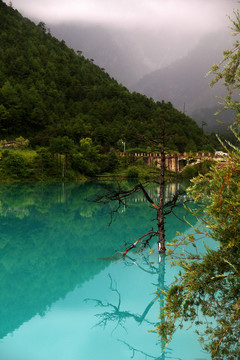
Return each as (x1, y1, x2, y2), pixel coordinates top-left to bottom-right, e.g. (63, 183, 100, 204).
(0, 0, 211, 153)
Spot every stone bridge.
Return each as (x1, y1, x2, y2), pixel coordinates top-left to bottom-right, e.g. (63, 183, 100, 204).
(119, 152, 217, 172)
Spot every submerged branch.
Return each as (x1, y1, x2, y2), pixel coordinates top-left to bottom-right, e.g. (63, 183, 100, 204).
(121, 231, 158, 257)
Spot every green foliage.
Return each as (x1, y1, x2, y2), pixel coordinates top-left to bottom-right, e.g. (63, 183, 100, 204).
(0, 139, 7, 148)
(0, 151, 32, 179)
(127, 166, 139, 179)
(184, 139, 197, 153)
(79, 137, 99, 161)
(208, 9, 240, 120)
(15, 136, 29, 149)
(49, 136, 74, 155)
(104, 148, 119, 172)
(35, 147, 55, 178)
(71, 153, 100, 176)
(116, 139, 125, 152)
(180, 164, 197, 178)
(157, 143, 240, 359)
(126, 147, 147, 154)
(157, 9, 240, 358)
(180, 160, 213, 179)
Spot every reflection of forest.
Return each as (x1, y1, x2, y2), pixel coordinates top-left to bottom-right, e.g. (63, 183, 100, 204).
(0, 182, 196, 340)
(127, 181, 189, 204)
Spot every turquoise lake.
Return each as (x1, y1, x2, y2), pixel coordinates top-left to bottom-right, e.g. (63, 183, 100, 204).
(0, 181, 213, 360)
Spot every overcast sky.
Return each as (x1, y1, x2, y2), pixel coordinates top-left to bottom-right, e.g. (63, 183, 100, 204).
(7, 0, 237, 33)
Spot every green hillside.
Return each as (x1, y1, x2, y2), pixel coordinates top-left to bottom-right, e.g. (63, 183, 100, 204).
(0, 1, 215, 180)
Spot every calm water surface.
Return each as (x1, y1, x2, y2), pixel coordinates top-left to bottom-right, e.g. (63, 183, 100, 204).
(0, 181, 212, 360)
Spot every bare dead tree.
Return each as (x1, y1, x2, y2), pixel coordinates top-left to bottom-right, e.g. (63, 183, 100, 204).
(93, 119, 185, 257)
(158, 118, 166, 253)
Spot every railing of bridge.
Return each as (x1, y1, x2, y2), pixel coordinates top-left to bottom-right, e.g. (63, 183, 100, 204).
(119, 152, 222, 172)
(119, 152, 215, 158)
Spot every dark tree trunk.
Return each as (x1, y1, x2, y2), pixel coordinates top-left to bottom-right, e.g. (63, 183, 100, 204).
(158, 121, 166, 254)
(92, 118, 180, 257)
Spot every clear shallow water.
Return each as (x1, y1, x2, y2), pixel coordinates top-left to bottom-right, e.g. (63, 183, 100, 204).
(0, 181, 212, 360)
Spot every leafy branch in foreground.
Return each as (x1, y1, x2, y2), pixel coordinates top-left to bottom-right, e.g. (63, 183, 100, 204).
(157, 9, 240, 358)
(207, 8, 240, 118)
(157, 132, 240, 359)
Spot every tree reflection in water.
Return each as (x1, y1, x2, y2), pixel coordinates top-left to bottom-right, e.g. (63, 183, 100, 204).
(85, 273, 157, 330)
(85, 253, 182, 360)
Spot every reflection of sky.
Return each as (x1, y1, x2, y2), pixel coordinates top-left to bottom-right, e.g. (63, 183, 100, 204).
(0, 257, 210, 360)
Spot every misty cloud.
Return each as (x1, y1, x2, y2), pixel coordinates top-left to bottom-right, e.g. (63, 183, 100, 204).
(9, 0, 237, 34)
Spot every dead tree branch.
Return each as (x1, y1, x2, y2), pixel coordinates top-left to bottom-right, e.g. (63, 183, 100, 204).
(121, 230, 158, 257)
(94, 183, 160, 210)
(91, 118, 187, 255)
